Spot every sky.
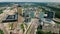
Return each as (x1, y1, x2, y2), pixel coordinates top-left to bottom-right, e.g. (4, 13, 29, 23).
(0, 0, 60, 2)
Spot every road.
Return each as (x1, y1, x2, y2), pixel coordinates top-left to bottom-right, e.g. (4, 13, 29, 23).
(53, 18, 60, 22)
(24, 18, 39, 34)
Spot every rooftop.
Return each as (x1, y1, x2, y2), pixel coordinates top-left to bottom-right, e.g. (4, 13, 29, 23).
(2, 13, 18, 23)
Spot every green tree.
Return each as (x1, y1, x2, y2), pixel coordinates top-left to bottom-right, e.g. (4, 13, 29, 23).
(36, 30, 44, 34)
(0, 10, 3, 14)
(0, 29, 4, 34)
(45, 31, 52, 34)
(20, 22, 28, 34)
(59, 29, 60, 34)
(20, 23, 25, 33)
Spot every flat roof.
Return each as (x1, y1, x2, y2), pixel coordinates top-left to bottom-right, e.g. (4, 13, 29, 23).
(2, 13, 18, 23)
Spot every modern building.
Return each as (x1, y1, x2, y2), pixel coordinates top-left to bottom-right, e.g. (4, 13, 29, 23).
(39, 12, 45, 20)
(2, 13, 18, 23)
(17, 5, 23, 15)
(30, 11, 35, 18)
(23, 8, 36, 23)
(46, 11, 55, 19)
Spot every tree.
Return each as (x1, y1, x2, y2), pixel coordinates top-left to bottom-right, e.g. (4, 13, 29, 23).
(45, 31, 52, 34)
(20, 23, 25, 33)
(20, 22, 28, 34)
(0, 29, 4, 34)
(36, 30, 44, 34)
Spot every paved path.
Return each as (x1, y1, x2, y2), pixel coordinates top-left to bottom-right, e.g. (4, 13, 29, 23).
(53, 18, 60, 22)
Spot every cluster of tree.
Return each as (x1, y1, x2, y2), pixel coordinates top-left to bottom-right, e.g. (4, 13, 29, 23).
(0, 10, 3, 14)
(36, 30, 58, 34)
(0, 29, 4, 34)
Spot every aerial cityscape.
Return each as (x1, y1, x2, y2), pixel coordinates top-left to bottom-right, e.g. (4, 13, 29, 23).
(0, 2, 60, 34)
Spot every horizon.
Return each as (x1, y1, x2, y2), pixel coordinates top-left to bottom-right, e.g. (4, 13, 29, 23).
(0, 0, 60, 2)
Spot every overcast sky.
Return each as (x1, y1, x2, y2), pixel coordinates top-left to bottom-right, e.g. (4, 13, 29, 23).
(0, 0, 60, 2)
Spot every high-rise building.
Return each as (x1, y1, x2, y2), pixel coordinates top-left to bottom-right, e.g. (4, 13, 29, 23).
(17, 5, 23, 15)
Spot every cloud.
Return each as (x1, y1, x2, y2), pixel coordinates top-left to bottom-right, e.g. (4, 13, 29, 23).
(0, 0, 60, 2)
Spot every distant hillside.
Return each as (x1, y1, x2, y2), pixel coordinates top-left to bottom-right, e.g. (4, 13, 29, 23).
(0, 2, 13, 7)
(0, 2, 59, 18)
